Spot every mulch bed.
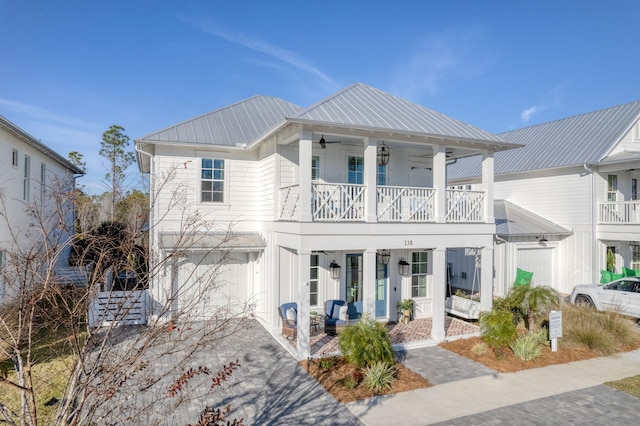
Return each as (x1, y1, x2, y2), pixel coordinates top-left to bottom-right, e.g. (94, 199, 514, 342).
(300, 357, 431, 403)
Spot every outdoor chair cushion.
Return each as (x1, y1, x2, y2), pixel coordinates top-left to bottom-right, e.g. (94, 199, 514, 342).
(600, 270, 625, 283)
(623, 266, 640, 277)
(286, 307, 297, 322)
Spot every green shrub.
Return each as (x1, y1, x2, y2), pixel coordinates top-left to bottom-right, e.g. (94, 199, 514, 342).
(506, 285, 560, 330)
(338, 314, 394, 368)
(510, 331, 544, 361)
(363, 361, 396, 392)
(599, 310, 640, 348)
(343, 372, 362, 389)
(317, 355, 338, 370)
(480, 308, 517, 359)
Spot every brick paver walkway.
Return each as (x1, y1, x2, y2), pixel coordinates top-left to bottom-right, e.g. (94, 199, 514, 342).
(292, 316, 479, 356)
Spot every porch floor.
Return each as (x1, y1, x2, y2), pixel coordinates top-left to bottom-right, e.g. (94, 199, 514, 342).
(290, 316, 480, 356)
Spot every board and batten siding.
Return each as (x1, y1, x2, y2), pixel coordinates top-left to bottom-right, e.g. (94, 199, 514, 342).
(494, 169, 592, 227)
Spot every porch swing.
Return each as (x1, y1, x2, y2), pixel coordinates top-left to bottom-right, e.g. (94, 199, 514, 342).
(445, 251, 481, 320)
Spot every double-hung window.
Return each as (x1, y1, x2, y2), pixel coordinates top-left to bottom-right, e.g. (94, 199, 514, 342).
(201, 158, 225, 202)
(310, 254, 319, 306)
(311, 156, 320, 181)
(347, 156, 364, 184)
(12, 149, 18, 167)
(607, 174, 618, 202)
(377, 164, 387, 186)
(40, 163, 47, 206)
(23, 155, 30, 201)
(411, 251, 429, 298)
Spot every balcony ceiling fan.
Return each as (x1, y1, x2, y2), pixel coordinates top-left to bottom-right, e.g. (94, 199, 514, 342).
(318, 135, 342, 149)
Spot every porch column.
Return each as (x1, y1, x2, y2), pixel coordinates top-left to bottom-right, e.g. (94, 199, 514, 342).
(364, 138, 378, 222)
(362, 249, 377, 317)
(481, 150, 495, 224)
(480, 247, 494, 311)
(431, 248, 446, 341)
(299, 132, 313, 222)
(296, 251, 311, 360)
(433, 146, 447, 223)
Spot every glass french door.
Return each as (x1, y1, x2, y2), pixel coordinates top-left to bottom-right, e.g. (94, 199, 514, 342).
(375, 263, 388, 318)
(346, 254, 363, 318)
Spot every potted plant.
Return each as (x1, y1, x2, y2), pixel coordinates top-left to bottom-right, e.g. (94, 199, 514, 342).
(396, 299, 414, 324)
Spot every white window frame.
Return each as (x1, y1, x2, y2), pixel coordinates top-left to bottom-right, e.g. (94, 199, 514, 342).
(310, 254, 319, 307)
(411, 251, 429, 298)
(12, 149, 18, 167)
(200, 158, 226, 203)
(311, 155, 320, 181)
(40, 163, 47, 207)
(23, 155, 30, 201)
(347, 155, 364, 185)
(607, 174, 618, 202)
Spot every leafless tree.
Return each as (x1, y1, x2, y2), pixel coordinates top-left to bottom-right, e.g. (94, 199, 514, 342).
(0, 165, 253, 425)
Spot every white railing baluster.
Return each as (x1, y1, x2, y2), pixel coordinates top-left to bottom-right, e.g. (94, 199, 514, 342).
(598, 201, 640, 224)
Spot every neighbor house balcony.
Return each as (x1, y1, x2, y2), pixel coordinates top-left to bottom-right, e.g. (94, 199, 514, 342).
(598, 201, 640, 224)
(279, 183, 486, 223)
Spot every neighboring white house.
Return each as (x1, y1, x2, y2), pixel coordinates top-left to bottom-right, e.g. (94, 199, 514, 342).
(449, 100, 640, 296)
(0, 115, 84, 301)
(135, 83, 520, 359)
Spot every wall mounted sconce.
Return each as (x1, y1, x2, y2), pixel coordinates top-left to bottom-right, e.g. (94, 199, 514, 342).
(377, 249, 391, 265)
(536, 235, 548, 243)
(398, 257, 410, 276)
(329, 260, 341, 280)
(377, 142, 390, 166)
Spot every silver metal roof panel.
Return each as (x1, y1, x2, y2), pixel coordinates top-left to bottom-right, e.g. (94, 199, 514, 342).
(495, 200, 572, 237)
(294, 83, 508, 144)
(449, 100, 640, 180)
(137, 96, 302, 146)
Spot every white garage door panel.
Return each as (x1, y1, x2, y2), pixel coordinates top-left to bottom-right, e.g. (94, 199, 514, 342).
(179, 252, 250, 319)
(517, 248, 553, 287)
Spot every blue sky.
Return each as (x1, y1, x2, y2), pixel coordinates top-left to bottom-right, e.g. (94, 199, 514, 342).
(1, 0, 639, 194)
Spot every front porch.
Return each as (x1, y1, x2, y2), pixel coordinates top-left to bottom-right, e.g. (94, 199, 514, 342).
(288, 316, 480, 357)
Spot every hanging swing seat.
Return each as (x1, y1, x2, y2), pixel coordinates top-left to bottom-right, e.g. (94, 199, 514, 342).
(445, 295, 480, 320)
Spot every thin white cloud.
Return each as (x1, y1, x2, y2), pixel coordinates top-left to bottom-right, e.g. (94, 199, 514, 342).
(521, 105, 544, 123)
(182, 17, 338, 90)
(519, 83, 567, 124)
(390, 27, 490, 100)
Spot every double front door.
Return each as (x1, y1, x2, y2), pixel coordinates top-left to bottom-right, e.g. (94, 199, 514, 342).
(345, 253, 388, 319)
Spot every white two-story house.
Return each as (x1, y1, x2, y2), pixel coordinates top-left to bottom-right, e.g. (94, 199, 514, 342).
(449, 100, 640, 296)
(0, 115, 84, 302)
(135, 83, 519, 359)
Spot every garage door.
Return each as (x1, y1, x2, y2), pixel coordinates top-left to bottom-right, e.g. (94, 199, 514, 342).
(179, 252, 251, 320)
(516, 247, 554, 287)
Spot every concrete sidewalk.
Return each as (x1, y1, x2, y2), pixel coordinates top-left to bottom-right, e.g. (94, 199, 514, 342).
(347, 348, 640, 425)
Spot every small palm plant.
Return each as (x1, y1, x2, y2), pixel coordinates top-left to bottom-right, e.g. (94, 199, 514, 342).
(480, 308, 517, 359)
(338, 313, 394, 368)
(507, 284, 560, 330)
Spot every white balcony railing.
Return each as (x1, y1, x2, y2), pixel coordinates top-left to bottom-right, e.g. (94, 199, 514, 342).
(278, 184, 486, 223)
(377, 186, 436, 222)
(313, 183, 366, 221)
(599, 201, 640, 224)
(446, 189, 485, 223)
(279, 184, 300, 221)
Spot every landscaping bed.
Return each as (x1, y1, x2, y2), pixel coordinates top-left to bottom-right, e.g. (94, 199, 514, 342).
(300, 356, 430, 403)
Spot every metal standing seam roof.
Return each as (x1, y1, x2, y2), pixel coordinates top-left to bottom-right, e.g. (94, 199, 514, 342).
(136, 83, 515, 149)
(291, 83, 509, 144)
(137, 96, 303, 146)
(448, 100, 640, 180)
(495, 200, 572, 237)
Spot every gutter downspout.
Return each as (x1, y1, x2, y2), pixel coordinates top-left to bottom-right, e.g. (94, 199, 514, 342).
(584, 164, 597, 283)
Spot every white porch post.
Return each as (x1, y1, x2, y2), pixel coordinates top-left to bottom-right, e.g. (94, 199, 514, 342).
(364, 138, 378, 223)
(480, 247, 494, 311)
(296, 251, 311, 360)
(299, 132, 313, 222)
(362, 249, 377, 317)
(431, 248, 446, 341)
(481, 150, 495, 224)
(433, 146, 447, 223)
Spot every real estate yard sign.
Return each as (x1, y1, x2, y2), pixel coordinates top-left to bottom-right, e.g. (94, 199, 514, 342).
(549, 310, 562, 352)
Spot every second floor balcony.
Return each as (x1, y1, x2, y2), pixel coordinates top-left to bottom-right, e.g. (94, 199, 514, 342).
(599, 201, 640, 224)
(279, 183, 486, 223)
